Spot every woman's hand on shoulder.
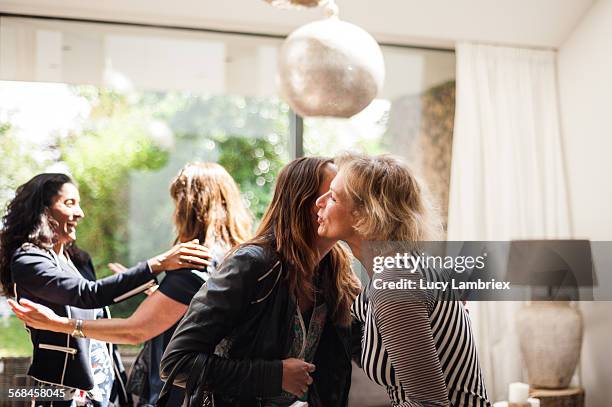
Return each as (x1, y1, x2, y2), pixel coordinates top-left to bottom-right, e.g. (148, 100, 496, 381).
(147, 239, 212, 274)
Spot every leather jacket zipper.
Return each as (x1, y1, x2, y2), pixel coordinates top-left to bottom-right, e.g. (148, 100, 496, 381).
(251, 262, 282, 304)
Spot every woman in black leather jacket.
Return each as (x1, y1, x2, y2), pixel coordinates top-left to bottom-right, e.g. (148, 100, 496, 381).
(0, 173, 211, 406)
(159, 157, 362, 407)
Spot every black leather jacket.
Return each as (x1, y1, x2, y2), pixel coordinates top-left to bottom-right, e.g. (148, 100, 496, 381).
(159, 244, 355, 407)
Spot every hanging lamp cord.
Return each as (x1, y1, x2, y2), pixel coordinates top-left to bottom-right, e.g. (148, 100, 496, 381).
(324, 0, 339, 18)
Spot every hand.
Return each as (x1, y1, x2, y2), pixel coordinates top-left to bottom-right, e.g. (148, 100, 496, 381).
(281, 358, 315, 398)
(7, 298, 72, 334)
(108, 262, 128, 274)
(147, 239, 212, 274)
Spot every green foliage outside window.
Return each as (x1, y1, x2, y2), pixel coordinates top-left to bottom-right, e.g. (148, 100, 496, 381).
(1, 84, 289, 321)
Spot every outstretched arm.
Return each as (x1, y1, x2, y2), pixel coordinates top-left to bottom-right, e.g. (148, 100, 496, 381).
(12, 251, 157, 308)
(11, 241, 211, 309)
(9, 290, 187, 344)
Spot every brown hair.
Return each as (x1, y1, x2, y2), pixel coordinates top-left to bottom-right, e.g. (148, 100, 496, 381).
(0, 173, 73, 296)
(170, 162, 252, 248)
(335, 152, 442, 242)
(251, 157, 360, 327)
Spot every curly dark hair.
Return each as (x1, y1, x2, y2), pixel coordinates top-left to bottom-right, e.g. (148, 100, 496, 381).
(0, 173, 74, 296)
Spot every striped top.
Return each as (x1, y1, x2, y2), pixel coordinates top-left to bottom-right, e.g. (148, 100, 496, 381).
(352, 265, 491, 407)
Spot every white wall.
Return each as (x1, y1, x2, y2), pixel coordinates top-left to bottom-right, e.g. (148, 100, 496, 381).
(558, 1, 612, 406)
(0, 0, 595, 49)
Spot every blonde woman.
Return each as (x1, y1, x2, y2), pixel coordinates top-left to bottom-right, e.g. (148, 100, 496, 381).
(315, 153, 491, 407)
(10, 162, 252, 406)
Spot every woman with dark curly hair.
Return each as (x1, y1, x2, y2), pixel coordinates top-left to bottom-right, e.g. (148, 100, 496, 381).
(0, 173, 211, 407)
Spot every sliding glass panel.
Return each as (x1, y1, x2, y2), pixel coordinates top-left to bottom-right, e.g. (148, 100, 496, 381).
(0, 17, 290, 290)
(304, 46, 456, 229)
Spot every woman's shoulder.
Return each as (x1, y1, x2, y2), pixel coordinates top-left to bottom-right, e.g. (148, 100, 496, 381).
(11, 243, 53, 264)
(10, 244, 55, 283)
(158, 269, 205, 305)
(161, 267, 206, 286)
(217, 243, 281, 282)
(228, 243, 277, 267)
(369, 267, 428, 308)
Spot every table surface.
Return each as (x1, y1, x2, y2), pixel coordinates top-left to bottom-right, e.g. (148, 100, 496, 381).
(529, 387, 584, 397)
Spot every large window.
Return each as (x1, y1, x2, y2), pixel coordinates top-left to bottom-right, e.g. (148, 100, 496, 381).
(0, 17, 292, 276)
(0, 17, 296, 321)
(0, 16, 455, 319)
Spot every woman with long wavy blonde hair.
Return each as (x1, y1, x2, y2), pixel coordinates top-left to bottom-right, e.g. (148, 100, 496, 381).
(159, 157, 362, 407)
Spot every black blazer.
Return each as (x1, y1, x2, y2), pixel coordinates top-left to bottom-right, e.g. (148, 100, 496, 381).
(10, 243, 157, 393)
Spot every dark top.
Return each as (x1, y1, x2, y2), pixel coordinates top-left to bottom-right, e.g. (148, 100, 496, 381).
(146, 271, 207, 406)
(158, 270, 207, 343)
(134, 244, 225, 406)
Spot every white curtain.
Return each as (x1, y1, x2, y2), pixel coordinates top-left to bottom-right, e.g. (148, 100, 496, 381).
(447, 43, 572, 401)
